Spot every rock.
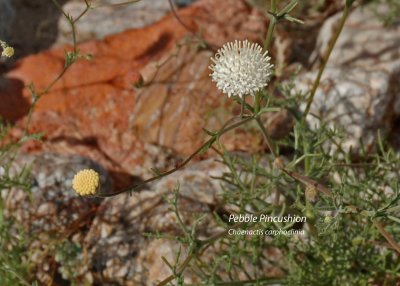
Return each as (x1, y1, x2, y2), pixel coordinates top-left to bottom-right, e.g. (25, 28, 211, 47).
(55, 0, 199, 47)
(175, 0, 197, 6)
(1, 0, 287, 190)
(85, 158, 227, 285)
(0, 0, 14, 41)
(55, 0, 172, 47)
(300, 4, 400, 150)
(312, 5, 400, 71)
(297, 66, 398, 151)
(2, 153, 112, 285)
(84, 156, 287, 285)
(3, 0, 69, 59)
(131, 44, 267, 156)
(313, 4, 400, 115)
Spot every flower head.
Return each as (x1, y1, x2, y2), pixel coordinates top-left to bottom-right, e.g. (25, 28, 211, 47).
(209, 40, 273, 98)
(1, 46, 14, 58)
(72, 169, 100, 196)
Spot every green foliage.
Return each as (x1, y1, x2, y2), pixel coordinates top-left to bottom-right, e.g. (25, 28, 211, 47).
(148, 1, 400, 285)
(157, 91, 400, 285)
(54, 241, 92, 286)
(368, 0, 400, 25)
(0, 120, 33, 286)
(1, 0, 399, 285)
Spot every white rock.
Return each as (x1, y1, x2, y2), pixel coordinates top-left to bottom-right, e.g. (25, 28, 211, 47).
(54, 0, 171, 46)
(301, 4, 400, 150)
(297, 67, 396, 150)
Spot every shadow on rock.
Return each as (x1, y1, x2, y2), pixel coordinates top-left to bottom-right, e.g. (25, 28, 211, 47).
(0, 77, 30, 122)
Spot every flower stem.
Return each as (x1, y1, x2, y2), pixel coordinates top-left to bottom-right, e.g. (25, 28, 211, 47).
(255, 116, 277, 158)
(254, 92, 261, 114)
(99, 116, 254, 197)
(157, 251, 195, 286)
(303, 4, 351, 118)
(240, 96, 246, 118)
(254, 93, 277, 158)
(263, 0, 277, 51)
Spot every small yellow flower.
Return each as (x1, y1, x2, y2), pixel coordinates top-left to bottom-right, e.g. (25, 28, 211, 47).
(72, 169, 100, 196)
(1, 46, 14, 58)
(324, 216, 333, 224)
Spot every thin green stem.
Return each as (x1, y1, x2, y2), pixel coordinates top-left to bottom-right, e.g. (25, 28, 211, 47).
(271, 0, 277, 11)
(255, 116, 277, 158)
(173, 191, 190, 237)
(92, 0, 141, 8)
(98, 116, 254, 197)
(157, 206, 274, 285)
(372, 219, 400, 254)
(73, 0, 91, 23)
(39, 66, 70, 96)
(157, 252, 195, 286)
(23, 57, 73, 136)
(254, 92, 261, 114)
(0, 265, 31, 286)
(303, 4, 351, 118)
(214, 277, 284, 285)
(240, 96, 246, 118)
(22, 0, 94, 135)
(263, 0, 277, 51)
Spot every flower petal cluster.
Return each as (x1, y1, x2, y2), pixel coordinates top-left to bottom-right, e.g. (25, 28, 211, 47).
(72, 169, 100, 196)
(1, 46, 14, 58)
(209, 40, 273, 98)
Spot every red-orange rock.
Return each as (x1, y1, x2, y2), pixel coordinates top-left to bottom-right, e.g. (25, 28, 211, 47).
(0, 0, 289, 190)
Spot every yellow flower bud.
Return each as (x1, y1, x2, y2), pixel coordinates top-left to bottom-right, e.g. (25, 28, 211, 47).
(273, 156, 285, 170)
(1, 46, 14, 58)
(324, 216, 333, 224)
(72, 169, 100, 196)
(305, 186, 318, 203)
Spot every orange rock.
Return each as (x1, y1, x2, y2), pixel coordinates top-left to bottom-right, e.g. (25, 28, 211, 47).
(0, 0, 290, 190)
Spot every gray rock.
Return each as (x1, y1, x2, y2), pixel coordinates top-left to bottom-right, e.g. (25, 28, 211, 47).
(0, 0, 14, 40)
(300, 4, 400, 151)
(54, 0, 196, 47)
(175, 0, 197, 6)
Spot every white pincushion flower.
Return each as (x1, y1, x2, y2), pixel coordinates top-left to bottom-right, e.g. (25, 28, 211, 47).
(209, 40, 273, 98)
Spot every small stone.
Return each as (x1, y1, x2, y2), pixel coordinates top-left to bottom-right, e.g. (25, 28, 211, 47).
(100, 223, 113, 238)
(114, 264, 129, 278)
(37, 202, 57, 216)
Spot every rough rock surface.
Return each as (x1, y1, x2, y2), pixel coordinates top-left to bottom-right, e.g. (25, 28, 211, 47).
(83, 156, 285, 285)
(85, 158, 227, 285)
(312, 6, 400, 71)
(2, 153, 112, 285)
(297, 66, 397, 150)
(0, 0, 14, 41)
(0, 0, 283, 190)
(299, 5, 400, 150)
(1, 152, 289, 285)
(55, 0, 196, 47)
